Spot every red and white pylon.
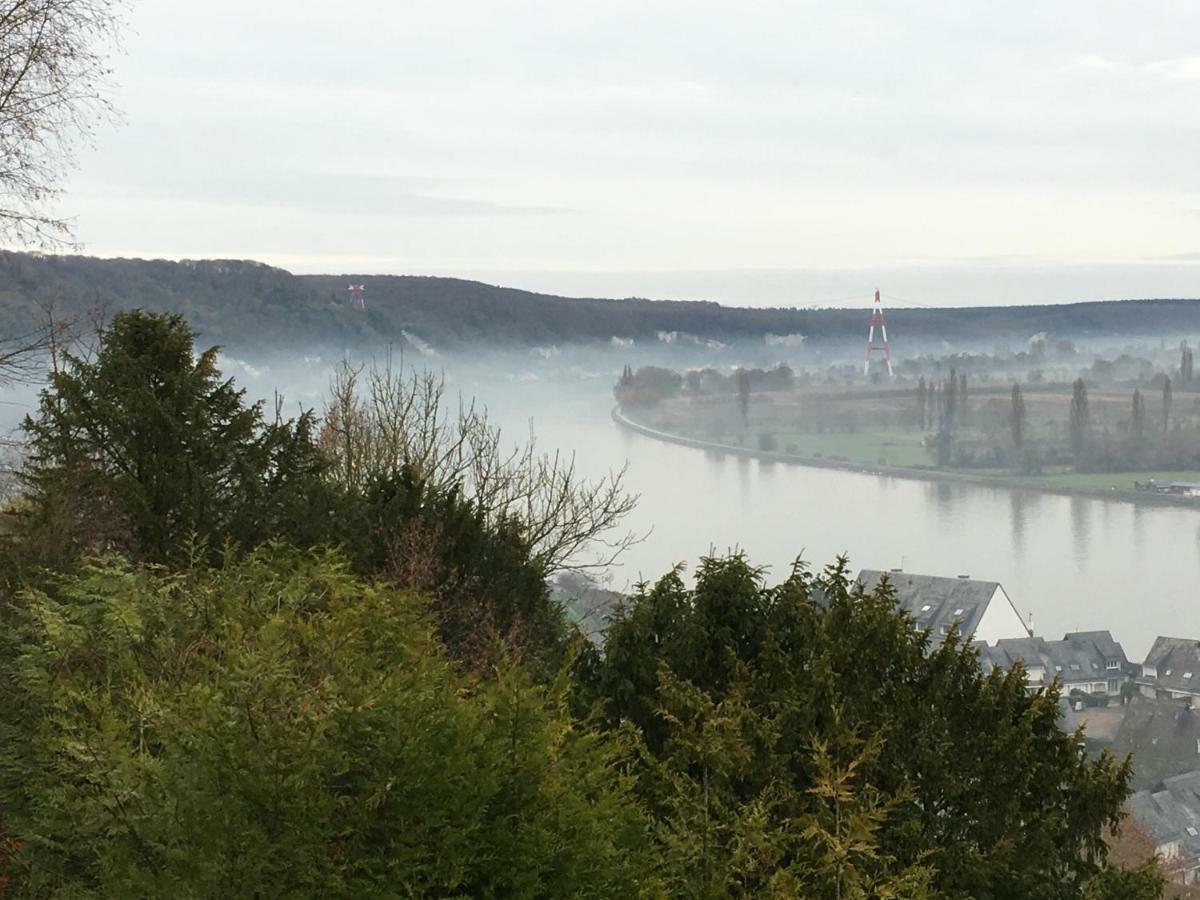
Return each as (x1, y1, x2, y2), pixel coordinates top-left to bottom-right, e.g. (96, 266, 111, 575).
(347, 283, 366, 310)
(863, 289, 893, 378)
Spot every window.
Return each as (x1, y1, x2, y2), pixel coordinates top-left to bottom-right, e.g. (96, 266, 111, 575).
(1167, 669, 1174, 676)
(1069, 662, 1082, 672)
(1186, 673, 1194, 680)
(953, 608, 964, 617)
(920, 604, 932, 613)
(1188, 827, 1198, 838)
(940, 624, 950, 636)
(1106, 659, 1120, 670)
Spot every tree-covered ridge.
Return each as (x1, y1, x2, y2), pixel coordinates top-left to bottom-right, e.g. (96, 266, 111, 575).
(3, 251, 1200, 353)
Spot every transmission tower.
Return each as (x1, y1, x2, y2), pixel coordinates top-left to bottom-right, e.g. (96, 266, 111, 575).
(863, 289, 893, 378)
(347, 283, 366, 310)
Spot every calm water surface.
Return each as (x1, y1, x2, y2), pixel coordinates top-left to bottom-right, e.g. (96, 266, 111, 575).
(485, 380, 1200, 662)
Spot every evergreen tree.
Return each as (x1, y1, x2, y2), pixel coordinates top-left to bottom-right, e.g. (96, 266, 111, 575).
(584, 554, 1150, 898)
(18, 310, 328, 567)
(0, 548, 656, 897)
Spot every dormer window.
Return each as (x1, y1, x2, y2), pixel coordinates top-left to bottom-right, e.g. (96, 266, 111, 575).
(1106, 659, 1120, 670)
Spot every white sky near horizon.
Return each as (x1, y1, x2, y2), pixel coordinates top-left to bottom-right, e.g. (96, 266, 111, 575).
(53, 1, 1200, 306)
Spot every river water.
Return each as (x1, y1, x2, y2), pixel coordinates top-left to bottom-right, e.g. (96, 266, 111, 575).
(4, 362, 1194, 662)
(480, 378, 1199, 663)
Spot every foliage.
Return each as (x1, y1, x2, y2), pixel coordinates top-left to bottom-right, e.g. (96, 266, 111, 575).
(340, 464, 568, 670)
(17, 310, 330, 567)
(1070, 378, 1091, 469)
(326, 359, 639, 576)
(1011, 382, 1025, 449)
(584, 554, 1154, 899)
(0, 0, 124, 245)
(0, 546, 656, 897)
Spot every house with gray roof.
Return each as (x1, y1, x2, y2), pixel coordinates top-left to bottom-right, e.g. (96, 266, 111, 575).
(857, 570, 1030, 647)
(1127, 770, 1200, 885)
(980, 630, 1132, 698)
(1139, 637, 1200, 704)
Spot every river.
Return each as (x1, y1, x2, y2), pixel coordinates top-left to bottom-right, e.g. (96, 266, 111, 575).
(4, 360, 1194, 662)
(480, 377, 1199, 662)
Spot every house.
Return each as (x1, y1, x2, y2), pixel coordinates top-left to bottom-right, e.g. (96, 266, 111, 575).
(979, 630, 1132, 698)
(1112, 698, 1200, 791)
(1137, 638, 1200, 710)
(1127, 770, 1200, 885)
(857, 570, 1030, 647)
(1138, 637, 1200, 704)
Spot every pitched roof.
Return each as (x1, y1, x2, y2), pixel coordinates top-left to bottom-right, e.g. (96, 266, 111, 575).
(857, 570, 998, 642)
(1142, 636, 1200, 695)
(983, 632, 1127, 686)
(1128, 770, 1200, 859)
(1064, 630, 1127, 664)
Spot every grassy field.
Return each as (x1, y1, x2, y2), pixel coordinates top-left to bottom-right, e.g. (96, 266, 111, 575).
(772, 430, 930, 467)
(750, 427, 1200, 492)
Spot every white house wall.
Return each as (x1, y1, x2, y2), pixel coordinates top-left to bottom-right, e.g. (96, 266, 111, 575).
(974, 586, 1030, 644)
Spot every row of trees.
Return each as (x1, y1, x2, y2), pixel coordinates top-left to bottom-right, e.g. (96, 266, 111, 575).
(0, 311, 1171, 896)
(615, 363, 796, 408)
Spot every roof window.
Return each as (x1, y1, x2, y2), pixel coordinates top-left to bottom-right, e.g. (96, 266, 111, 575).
(1187, 673, 1194, 680)
(953, 608, 964, 616)
(1189, 826, 1198, 837)
(920, 604, 932, 612)
(1069, 662, 1082, 671)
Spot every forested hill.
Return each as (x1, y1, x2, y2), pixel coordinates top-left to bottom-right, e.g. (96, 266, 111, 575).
(2, 250, 1200, 353)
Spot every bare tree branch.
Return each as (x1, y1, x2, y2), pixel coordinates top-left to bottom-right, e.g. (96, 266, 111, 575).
(321, 357, 644, 575)
(0, 0, 125, 247)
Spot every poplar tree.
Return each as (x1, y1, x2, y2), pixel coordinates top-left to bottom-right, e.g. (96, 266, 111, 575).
(1011, 382, 1026, 450)
(1069, 378, 1090, 467)
(1162, 376, 1172, 431)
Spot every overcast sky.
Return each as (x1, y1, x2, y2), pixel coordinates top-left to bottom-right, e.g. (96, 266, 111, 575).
(59, 1, 1200, 305)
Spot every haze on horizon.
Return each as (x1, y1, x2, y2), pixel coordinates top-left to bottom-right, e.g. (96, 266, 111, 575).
(58, 0, 1200, 307)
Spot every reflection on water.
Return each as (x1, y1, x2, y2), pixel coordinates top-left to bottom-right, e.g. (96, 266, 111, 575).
(479, 380, 1200, 661)
(1069, 497, 1091, 568)
(1009, 491, 1030, 564)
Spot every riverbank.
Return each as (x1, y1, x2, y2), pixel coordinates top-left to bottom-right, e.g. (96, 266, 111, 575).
(613, 406, 1200, 510)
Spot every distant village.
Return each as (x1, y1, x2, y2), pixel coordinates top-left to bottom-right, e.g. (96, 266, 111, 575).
(859, 567, 1200, 887)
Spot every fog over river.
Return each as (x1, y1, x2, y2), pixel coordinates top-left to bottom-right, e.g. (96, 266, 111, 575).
(474, 376, 1199, 663)
(5, 357, 1196, 662)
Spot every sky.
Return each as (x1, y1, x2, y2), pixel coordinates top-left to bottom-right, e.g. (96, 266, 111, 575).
(57, 1, 1200, 306)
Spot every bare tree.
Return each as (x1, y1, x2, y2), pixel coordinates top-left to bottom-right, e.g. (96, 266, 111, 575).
(0, 0, 124, 246)
(321, 359, 643, 575)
